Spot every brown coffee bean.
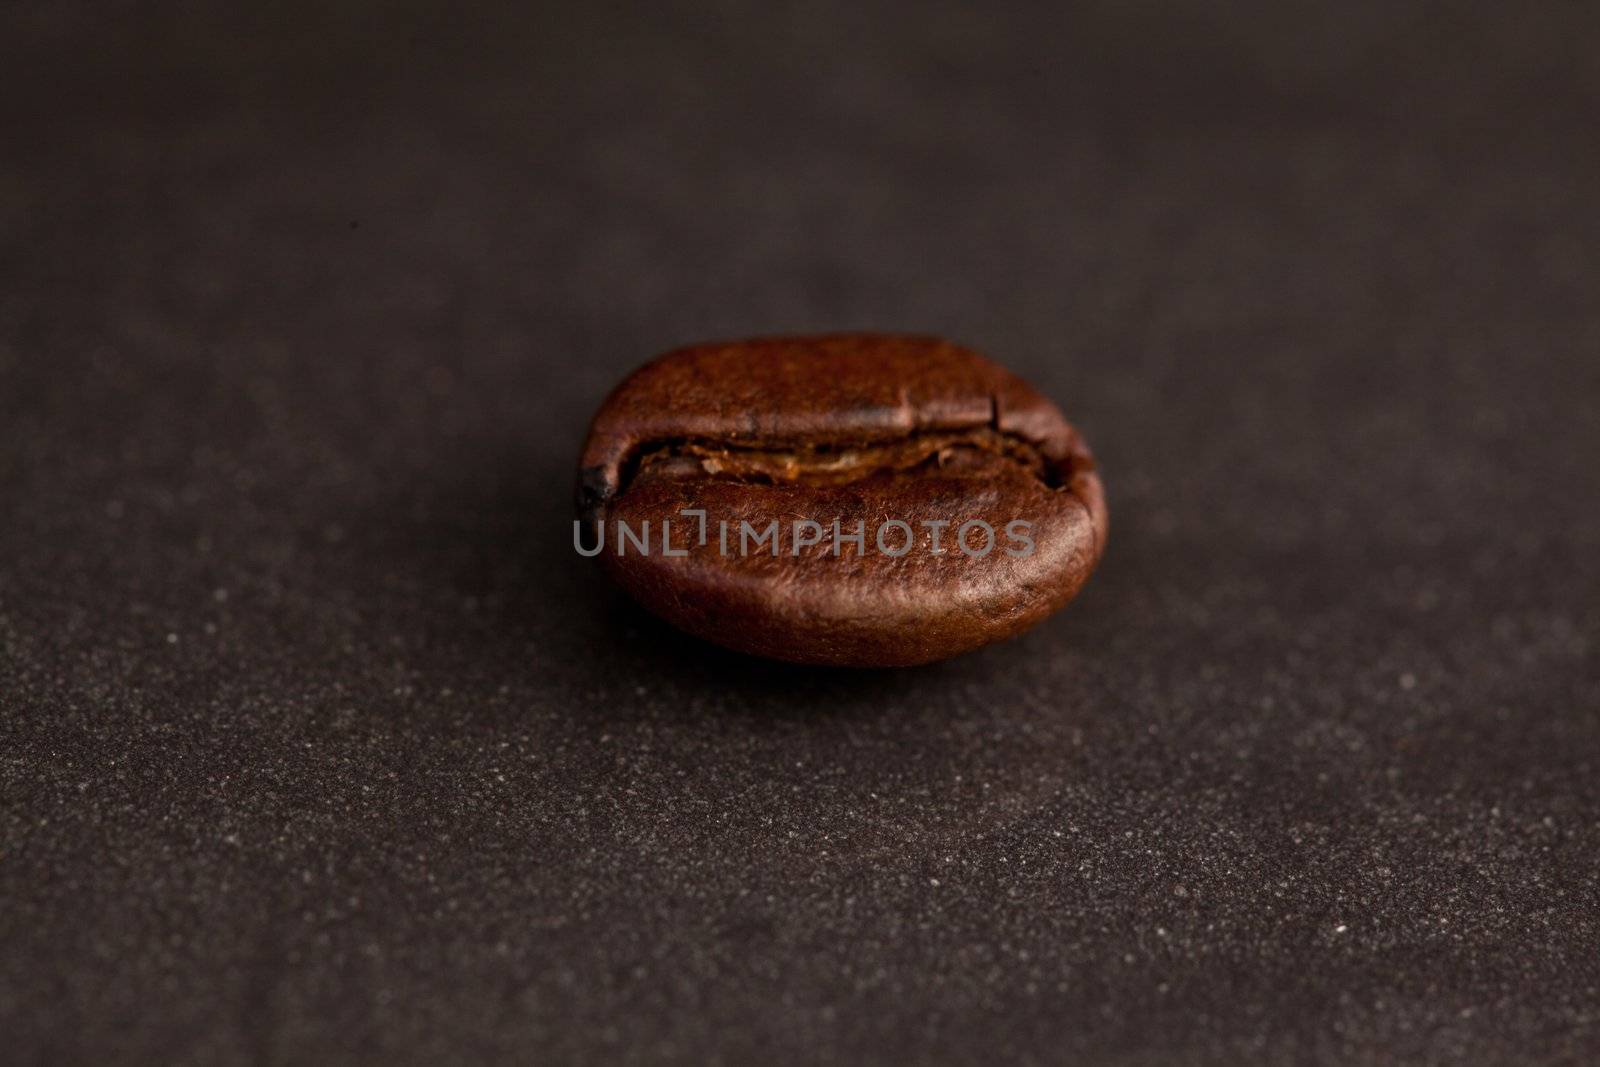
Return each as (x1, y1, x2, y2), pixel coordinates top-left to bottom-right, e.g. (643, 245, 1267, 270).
(576, 335, 1107, 666)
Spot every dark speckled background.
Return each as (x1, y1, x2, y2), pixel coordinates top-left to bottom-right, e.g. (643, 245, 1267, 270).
(3, 3, 1599, 1064)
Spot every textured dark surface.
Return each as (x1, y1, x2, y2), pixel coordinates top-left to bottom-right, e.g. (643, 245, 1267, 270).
(3, 3, 1599, 1064)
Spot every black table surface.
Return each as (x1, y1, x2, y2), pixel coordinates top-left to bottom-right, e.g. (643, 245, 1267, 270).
(4, 4, 1598, 1064)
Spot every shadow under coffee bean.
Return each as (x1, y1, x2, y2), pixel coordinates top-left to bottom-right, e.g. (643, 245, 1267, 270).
(575, 334, 1107, 667)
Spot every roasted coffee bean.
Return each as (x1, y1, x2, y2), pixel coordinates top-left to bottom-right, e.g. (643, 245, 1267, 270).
(576, 335, 1107, 666)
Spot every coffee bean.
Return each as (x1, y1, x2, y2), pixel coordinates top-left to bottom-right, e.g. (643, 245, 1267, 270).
(576, 335, 1106, 666)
